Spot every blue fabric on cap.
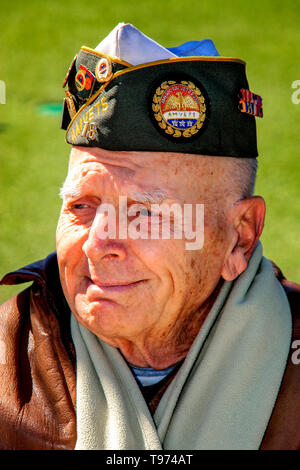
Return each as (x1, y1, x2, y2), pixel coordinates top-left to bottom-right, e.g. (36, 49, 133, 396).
(167, 39, 220, 57)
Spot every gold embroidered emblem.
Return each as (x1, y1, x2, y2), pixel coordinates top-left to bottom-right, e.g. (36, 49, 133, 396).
(152, 80, 206, 138)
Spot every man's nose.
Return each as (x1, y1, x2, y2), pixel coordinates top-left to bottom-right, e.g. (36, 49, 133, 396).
(82, 210, 127, 261)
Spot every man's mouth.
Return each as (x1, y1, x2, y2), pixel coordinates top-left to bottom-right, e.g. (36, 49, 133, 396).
(86, 277, 147, 295)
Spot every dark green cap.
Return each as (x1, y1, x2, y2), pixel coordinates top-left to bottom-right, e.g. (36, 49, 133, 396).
(61, 43, 262, 158)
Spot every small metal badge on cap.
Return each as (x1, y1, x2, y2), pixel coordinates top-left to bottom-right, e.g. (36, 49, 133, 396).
(95, 57, 113, 83)
(151, 79, 207, 139)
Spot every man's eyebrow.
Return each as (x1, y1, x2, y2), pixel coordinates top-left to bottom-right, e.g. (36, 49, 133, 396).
(128, 189, 169, 204)
(59, 181, 169, 204)
(59, 181, 82, 200)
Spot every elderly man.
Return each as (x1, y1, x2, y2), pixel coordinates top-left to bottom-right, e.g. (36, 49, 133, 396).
(0, 23, 299, 451)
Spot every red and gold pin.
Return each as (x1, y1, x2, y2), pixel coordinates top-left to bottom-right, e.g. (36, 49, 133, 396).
(95, 57, 113, 83)
(75, 65, 96, 99)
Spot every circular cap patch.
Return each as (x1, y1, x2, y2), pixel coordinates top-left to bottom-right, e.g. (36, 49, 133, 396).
(95, 57, 113, 83)
(151, 79, 207, 139)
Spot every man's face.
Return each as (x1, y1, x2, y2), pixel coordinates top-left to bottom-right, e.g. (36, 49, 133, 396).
(56, 146, 233, 366)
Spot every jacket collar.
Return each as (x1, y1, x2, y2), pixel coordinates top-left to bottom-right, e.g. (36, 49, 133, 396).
(0, 252, 70, 322)
(1, 251, 59, 286)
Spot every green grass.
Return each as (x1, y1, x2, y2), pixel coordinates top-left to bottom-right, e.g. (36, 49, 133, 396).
(1, 0, 300, 303)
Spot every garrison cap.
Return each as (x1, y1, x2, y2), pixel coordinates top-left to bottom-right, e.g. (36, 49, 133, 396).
(61, 23, 263, 158)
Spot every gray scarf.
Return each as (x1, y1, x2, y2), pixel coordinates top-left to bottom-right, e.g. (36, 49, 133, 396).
(71, 242, 292, 450)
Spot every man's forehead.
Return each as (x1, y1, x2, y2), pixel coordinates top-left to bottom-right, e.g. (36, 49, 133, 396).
(61, 167, 170, 203)
(65, 146, 235, 202)
(63, 147, 172, 201)
(68, 146, 168, 184)
(68, 145, 223, 174)
(69, 145, 183, 171)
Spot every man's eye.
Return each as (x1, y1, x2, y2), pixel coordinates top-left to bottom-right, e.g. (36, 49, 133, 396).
(139, 208, 154, 217)
(68, 202, 96, 212)
(73, 203, 91, 210)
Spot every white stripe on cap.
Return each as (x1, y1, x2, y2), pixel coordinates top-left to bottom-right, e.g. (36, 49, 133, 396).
(95, 22, 177, 65)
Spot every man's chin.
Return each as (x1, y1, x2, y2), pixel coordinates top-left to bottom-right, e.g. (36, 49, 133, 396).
(72, 297, 143, 341)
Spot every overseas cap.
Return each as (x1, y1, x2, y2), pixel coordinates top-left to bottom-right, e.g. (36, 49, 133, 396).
(61, 23, 263, 158)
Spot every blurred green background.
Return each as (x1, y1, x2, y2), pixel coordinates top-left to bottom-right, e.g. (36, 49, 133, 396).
(0, 0, 299, 303)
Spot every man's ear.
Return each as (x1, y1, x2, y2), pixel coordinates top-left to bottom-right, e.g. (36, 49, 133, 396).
(221, 196, 266, 282)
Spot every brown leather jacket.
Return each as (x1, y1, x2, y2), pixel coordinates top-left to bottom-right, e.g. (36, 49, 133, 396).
(0, 252, 299, 450)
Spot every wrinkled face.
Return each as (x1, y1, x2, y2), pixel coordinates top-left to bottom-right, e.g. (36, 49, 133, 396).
(56, 146, 232, 351)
